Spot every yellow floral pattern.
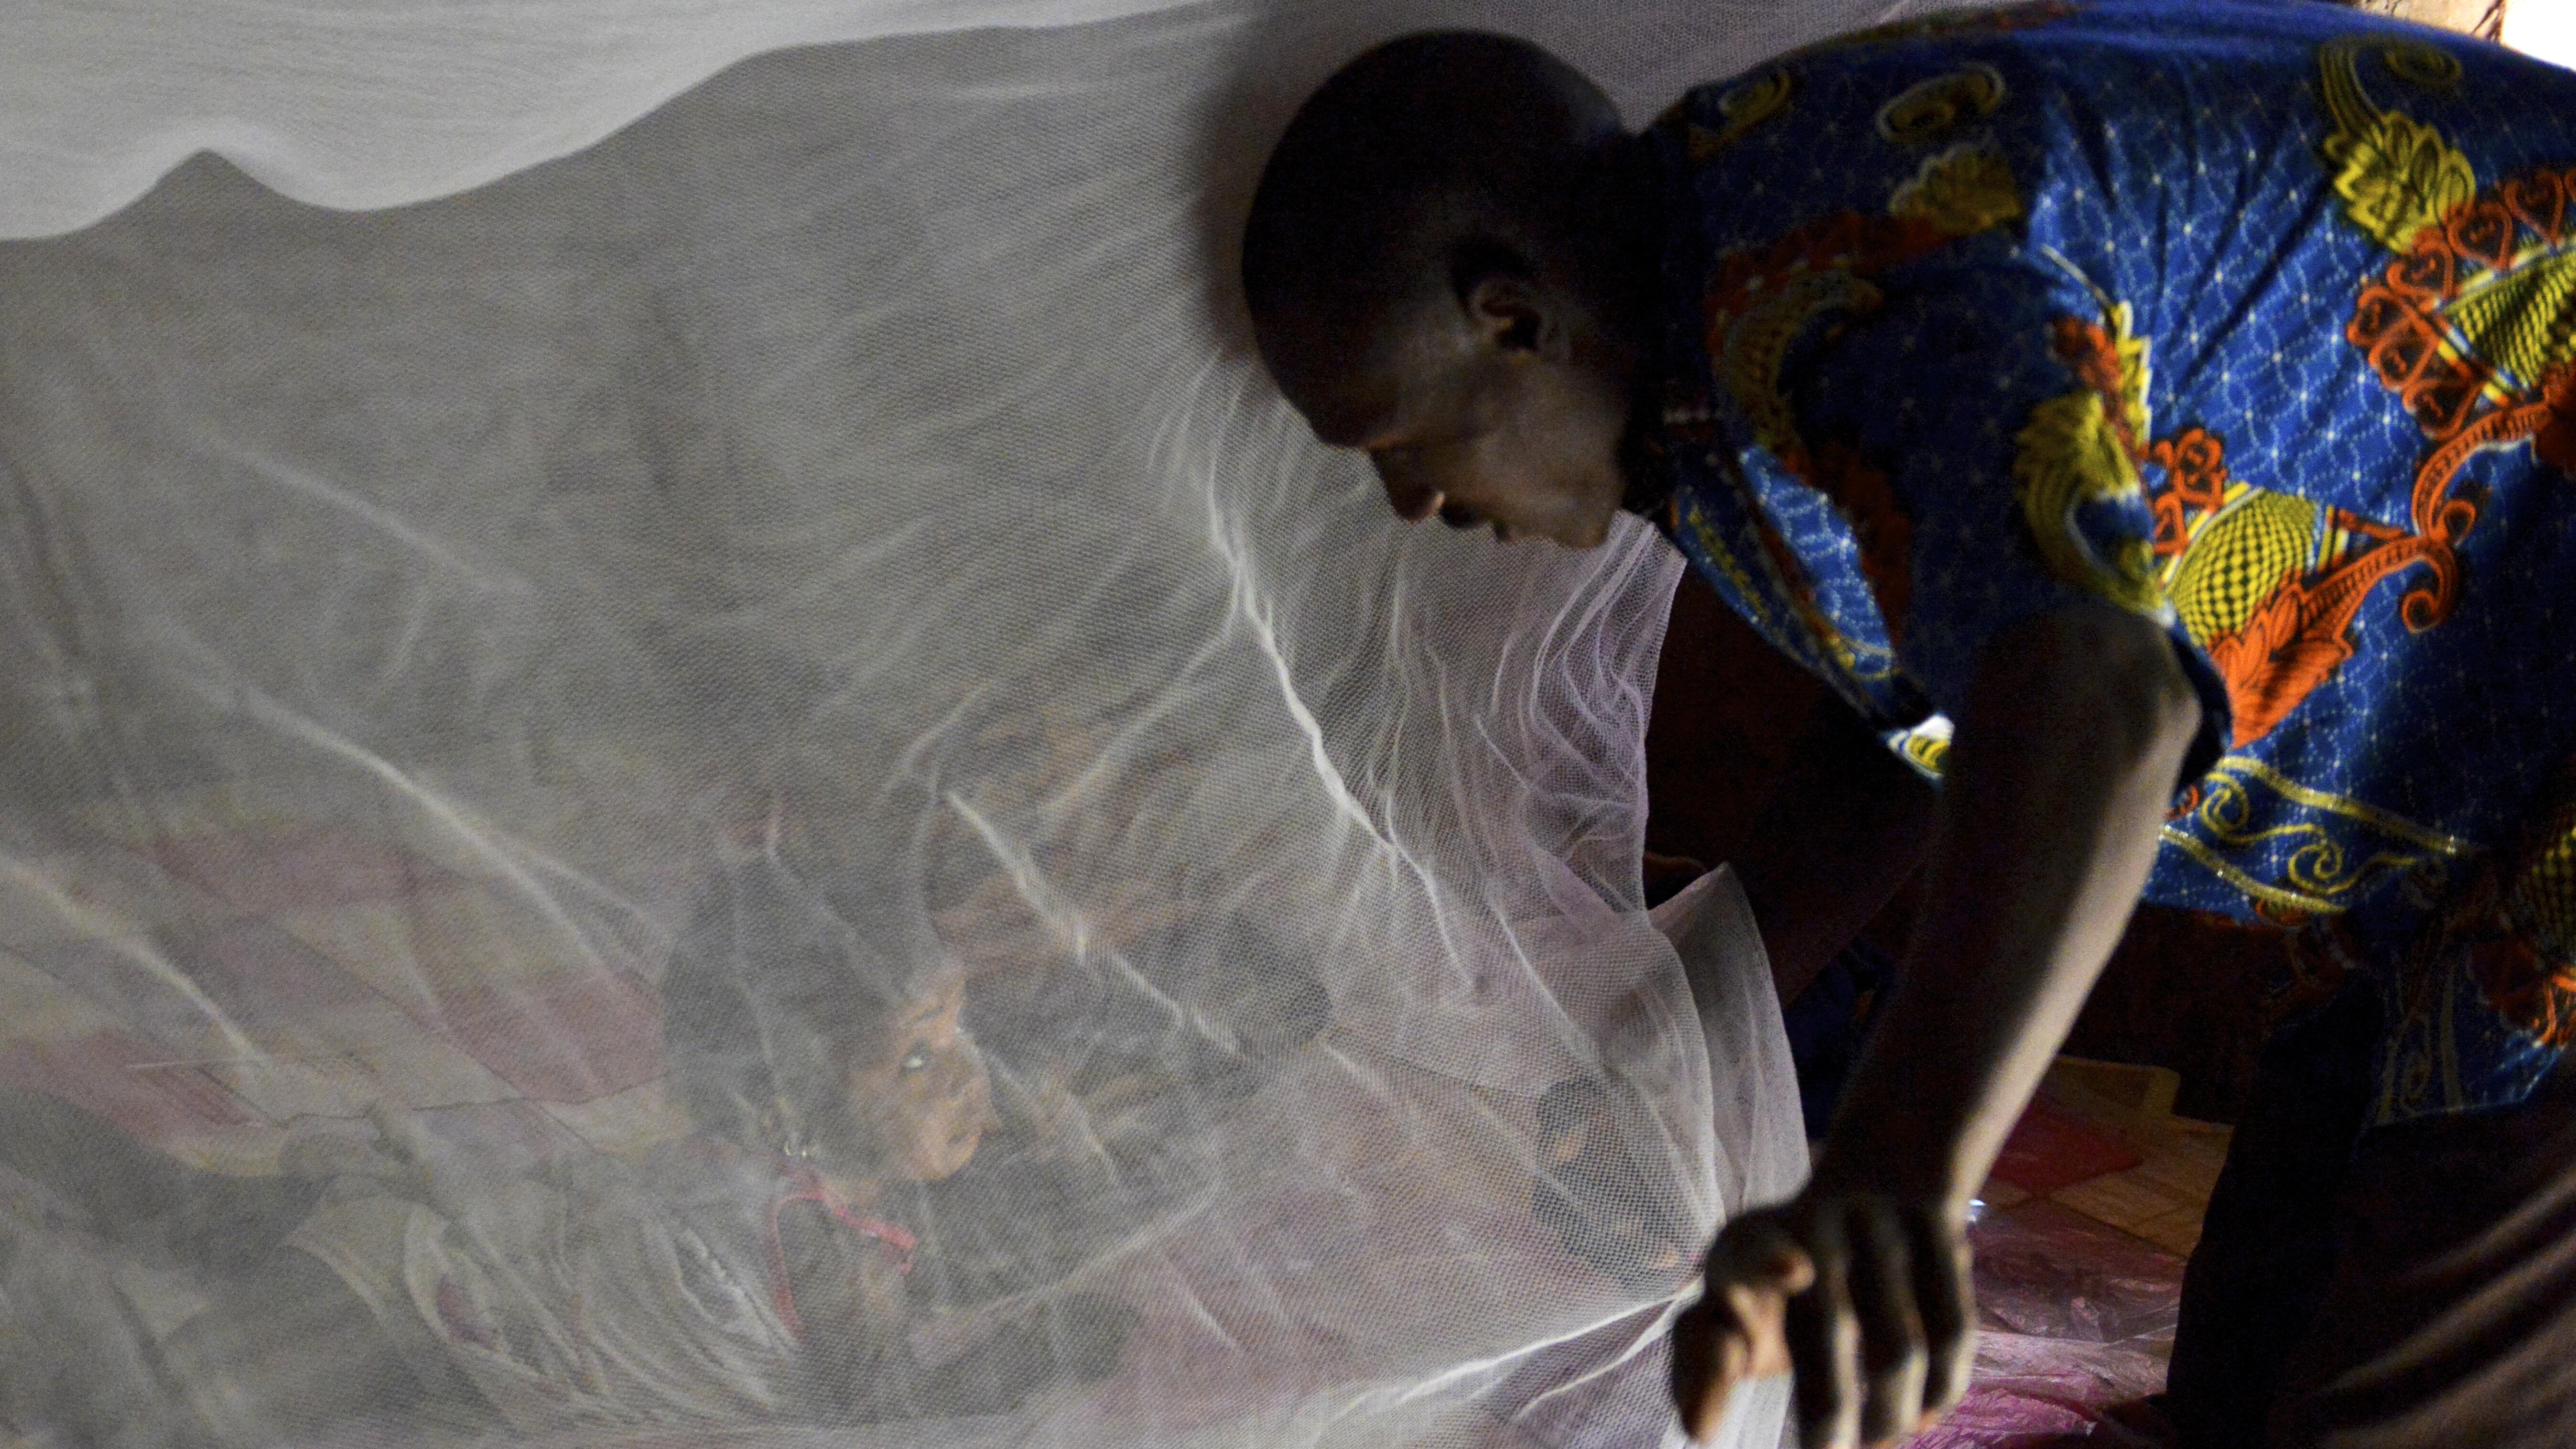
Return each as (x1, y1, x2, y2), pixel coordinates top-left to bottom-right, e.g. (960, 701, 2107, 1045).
(2012, 392, 2165, 615)
(2319, 38, 2476, 253)
(2012, 300, 2165, 617)
(1875, 64, 2007, 146)
(1889, 143, 2026, 236)
(1685, 69, 1795, 163)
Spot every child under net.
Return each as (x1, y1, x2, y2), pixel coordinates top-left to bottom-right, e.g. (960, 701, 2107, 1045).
(0, 850, 1133, 1446)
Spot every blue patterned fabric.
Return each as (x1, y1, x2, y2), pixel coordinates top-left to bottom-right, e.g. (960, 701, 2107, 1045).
(1635, 0, 2576, 1122)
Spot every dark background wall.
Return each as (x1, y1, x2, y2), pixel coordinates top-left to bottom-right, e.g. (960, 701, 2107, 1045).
(1643, 571, 2272, 1122)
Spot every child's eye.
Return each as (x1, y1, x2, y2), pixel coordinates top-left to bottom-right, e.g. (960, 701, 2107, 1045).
(901, 1045, 935, 1074)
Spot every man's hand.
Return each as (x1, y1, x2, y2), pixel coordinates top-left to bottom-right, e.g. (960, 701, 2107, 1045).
(1672, 600, 2204, 1448)
(1671, 1190, 1972, 1448)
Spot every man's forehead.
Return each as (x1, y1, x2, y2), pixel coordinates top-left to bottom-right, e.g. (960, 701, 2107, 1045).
(1265, 316, 1418, 450)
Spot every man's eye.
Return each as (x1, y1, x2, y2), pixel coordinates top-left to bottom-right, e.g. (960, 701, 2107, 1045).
(901, 1046, 935, 1073)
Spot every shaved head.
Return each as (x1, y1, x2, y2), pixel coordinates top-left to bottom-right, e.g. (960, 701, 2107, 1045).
(1241, 33, 1656, 547)
(1244, 33, 1632, 409)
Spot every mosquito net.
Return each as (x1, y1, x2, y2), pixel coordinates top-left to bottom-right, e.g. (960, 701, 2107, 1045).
(0, 2, 1927, 1444)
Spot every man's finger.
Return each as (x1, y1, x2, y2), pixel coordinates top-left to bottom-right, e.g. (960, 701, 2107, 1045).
(1786, 1209, 1861, 1449)
(1908, 1204, 1976, 1426)
(1753, 1227, 1819, 1296)
(1721, 1220, 1812, 1383)
(1674, 1219, 1810, 1442)
(1672, 1276, 1773, 1442)
(1713, 1217, 1816, 1302)
(1670, 1297, 1733, 1444)
(1846, 1198, 1927, 1446)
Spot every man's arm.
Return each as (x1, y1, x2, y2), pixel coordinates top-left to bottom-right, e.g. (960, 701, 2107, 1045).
(1829, 600, 2200, 1205)
(1732, 699, 1938, 1008)
(1673, 600, 2203, 1449)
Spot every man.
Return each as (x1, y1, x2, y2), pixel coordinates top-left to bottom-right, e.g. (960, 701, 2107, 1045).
(1238, 3, 2576, 1445)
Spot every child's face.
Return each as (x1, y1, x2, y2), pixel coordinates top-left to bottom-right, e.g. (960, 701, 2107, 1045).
(849, 972, 995, 1182)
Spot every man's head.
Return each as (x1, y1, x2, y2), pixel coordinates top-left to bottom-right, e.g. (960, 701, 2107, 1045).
(1242, 33, 1654, 548)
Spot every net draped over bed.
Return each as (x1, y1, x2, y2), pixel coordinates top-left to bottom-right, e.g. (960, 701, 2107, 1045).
(0, 2, 1924, 1444)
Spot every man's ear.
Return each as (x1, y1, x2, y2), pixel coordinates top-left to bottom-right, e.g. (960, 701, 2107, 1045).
(1453, 242, 1550, 356)
(1461, 272, 1547, 355)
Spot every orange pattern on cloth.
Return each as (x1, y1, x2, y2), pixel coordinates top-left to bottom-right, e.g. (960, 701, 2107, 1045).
(1645, 2, 2576, 1122)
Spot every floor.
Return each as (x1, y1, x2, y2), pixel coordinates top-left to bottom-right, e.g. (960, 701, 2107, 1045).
(1931, 1057, 2231, 1447)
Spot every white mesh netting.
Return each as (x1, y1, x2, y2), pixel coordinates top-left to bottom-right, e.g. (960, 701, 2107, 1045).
(0, 2, 1921, 1443)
